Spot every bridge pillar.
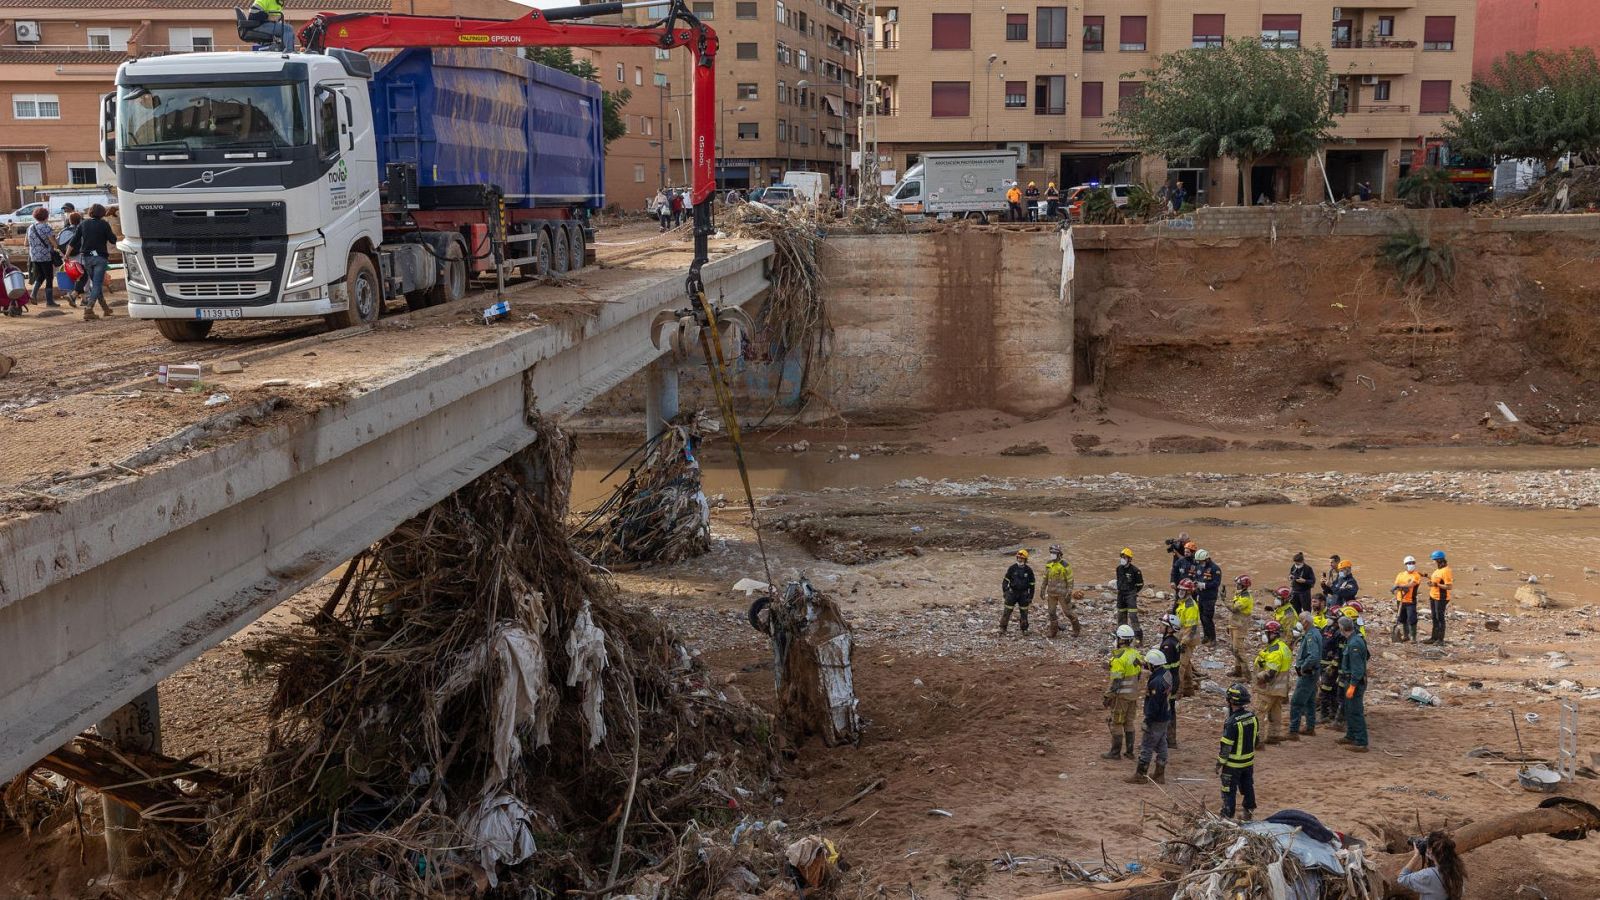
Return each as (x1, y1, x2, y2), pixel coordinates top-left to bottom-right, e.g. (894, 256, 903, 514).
(644, 358, 680, 440)
(96, 686, 161, 877)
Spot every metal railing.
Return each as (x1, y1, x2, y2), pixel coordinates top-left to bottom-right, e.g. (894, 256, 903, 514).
(1034, 105, 1066, 116)
(874, 38, 899, 49)
(1343, 103, 1411, 113)
(1331, 38, 1416, 49)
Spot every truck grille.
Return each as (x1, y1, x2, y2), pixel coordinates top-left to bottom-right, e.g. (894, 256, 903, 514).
(167, 281, 271, 301)
(153, 254, 276, 274)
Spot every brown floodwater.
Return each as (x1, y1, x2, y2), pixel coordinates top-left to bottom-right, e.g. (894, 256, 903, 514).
(573, 444, 1600, 610)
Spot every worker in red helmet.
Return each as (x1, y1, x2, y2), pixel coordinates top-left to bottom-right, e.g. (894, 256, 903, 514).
(1227, 574, 1255, 678)
(1272, 587, 1297, 635)
(1253, 620, 1293, 744)
(1174, 579, 1202, 697)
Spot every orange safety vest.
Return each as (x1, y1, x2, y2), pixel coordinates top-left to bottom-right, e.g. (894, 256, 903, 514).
(1393, 570, 1423, 604)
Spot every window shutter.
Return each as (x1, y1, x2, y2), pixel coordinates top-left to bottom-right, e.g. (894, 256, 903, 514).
(931, 13, 971, 50)
(1081, 81, 1103, 117)
(1193, 14, 1225, 36)
(1005, 81, 1027, 100)
(1121, 16, 1147, 44)
(1423, 16, 1455, 42)
(931, 81, 971, 117)
(1007, 13, 1028, 27)
(1419, 80, 1452, 114)
(1261, 14, 1301, 30)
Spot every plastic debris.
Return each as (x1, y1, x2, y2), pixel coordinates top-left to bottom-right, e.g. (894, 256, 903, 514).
(203, 392, 230, 407)
(483, 300, 511, 323)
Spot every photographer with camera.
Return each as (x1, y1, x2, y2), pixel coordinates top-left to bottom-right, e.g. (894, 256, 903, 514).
(1398, 831, 1466, 900)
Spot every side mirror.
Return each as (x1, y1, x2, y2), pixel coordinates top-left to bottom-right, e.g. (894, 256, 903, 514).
(100, 92, 117, 172)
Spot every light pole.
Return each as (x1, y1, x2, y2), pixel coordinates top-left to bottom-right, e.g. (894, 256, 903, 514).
(719, 103, 746, 191)
(984, 53, 998, 144)
(793, 79, 811, 173)
(656, 82, 668, 190)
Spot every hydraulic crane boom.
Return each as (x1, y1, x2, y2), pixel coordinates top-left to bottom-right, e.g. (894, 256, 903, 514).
(300, 0, 719, 304)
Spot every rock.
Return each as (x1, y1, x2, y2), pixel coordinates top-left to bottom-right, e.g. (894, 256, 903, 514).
(1516, 584, 1554, 609)
(1550, 659, 1572, 670)
(1149, 435, 1228, 454)
(1309, 493, 1357, 507)
(1558, 679, 1578, 691)
(1485, 619, 1502, 632)
(1070, 433, 1102, 450)
(1381, 651, 1401, 661)
(212, 359, 244, 374)
(999, 441, 1050, 457)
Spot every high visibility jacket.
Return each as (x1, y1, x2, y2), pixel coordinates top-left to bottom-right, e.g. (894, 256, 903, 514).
(1231, 589, 1254, 616)
(1429, 565, 1453, 601)
(1176, 598, 1201, 629)
(1312, 612, 1330, 630)
(1109, 646, 1143, 694)
(1043, 559, 1073, 594)
(1256, 638, 1292, 675)
(1219, 709, 1259, 768)
(1394, 570, 1423, 604)
(1273, 603, 1296, 632)
(1007, 187, 1022, 203)
(252, 0, 284, 13)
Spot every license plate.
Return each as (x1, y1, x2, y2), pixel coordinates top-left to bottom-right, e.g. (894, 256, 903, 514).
(196, 308, 244, 320)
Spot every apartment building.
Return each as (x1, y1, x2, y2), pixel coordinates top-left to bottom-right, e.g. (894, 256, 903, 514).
(870, 1, 1475, 204)
(1474, 0, 1600, 77)
(642, 0, 862, 192)
(573, 43, 670, 211)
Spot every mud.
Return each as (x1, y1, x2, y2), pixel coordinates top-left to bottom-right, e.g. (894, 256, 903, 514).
(771, 501, 1039, 564)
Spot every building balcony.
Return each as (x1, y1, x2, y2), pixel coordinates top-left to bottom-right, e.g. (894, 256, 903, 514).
(1331, 108, 1419, 140)
(1328, 44, 1416, 75)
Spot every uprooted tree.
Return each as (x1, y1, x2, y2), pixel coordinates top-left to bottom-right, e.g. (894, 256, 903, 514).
(1445, 48, 1600, 173)
(1111, 38, 1335, 207)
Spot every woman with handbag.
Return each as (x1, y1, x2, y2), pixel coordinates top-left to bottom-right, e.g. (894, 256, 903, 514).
(25, 206, 59, 308)
(75, 204, 117, 321)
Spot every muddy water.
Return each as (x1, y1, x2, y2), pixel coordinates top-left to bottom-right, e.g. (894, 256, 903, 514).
(573, 445, 1600, 610)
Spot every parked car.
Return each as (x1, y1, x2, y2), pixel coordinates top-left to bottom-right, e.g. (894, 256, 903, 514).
(757, 185, 799, 209)
(0, 202, 48, 235)
(1, 189, 117, 235)
(1064, 183, 1134, 219)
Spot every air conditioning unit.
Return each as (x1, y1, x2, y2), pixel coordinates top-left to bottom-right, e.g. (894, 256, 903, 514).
(1332, 7, 1342, 21)
(14, 20, 42, 43)
(1361, 75, 1380, 86)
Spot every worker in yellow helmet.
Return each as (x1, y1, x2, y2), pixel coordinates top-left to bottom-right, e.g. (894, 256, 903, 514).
(1253, 621, 1293, 744)
(1041, 544, 1079, 638)
(1227, 574, 1255, 677)
(1115, 547, 1145, 642)
(1102, 624, 1144, 761)
(1023, 181, 1041, 221)
(1044, 180, 1062, 219)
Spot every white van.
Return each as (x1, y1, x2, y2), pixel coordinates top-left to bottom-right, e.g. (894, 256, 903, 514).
(1, 189, 116, 235)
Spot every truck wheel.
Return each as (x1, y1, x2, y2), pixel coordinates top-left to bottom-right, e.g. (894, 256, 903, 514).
(324, 253, 381, 330)
(427, 238, 467, 306)
(566, 224, 585, 271)
(551, 228, 570, 276)
(531, 228, 553, 280)
(154, 319, 214, 342)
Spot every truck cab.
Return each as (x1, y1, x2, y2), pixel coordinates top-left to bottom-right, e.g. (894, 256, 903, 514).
(887, 164, 924, 214)
(108, 50, 385, 341)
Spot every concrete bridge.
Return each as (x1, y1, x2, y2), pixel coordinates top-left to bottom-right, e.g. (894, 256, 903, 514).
(0, 241, 772, 786)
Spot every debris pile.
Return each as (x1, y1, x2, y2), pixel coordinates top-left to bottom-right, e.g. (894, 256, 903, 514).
(576, 412, 714, 566)
(1153, 810, 1376, 899)
(751, 579, 863, 746)
(727, 202, 832, 407)
(157, 422, 785, 898)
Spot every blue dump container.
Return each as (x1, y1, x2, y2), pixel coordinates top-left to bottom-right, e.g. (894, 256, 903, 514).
(371, 48, 604, 210)
(56, 271, 75, 293)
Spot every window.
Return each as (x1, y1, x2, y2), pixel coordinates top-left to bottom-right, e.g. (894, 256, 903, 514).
(168, 27, 213, 52)
(736, 2, 757, 19)
(87, 27, 131, 51)
(1005, 81, 1027, 108)
(693, 1, 713, 18)
(737, 82, 759, 101)
(797, 49, 809, 71)
(634, 164, 646, 183)
(931, 13, 970, 50)
(777, 119, 786, 141)
(1028, 144, 1045, 168)
(655, 48, 671, 61)
(1423, 16, 1456, 51)
(12, 94, 60, 120)
(1006, 13, 1028, 42)
(775, 0, 786, 25)
(316, 87, 339, 158)
(1033, 76, 1066, 115)
(1120, 16, 1147, 51)
(930, 81, 971, 117)
(1082, 15, 1104, 52)
(1192, 14, 1224, 48)
(1261, 14, 1301, 48)
(654, 72, 668, 87)
(1037, 7, 1067, 48)
(634, 66, 643, 85)
(1377, 16, 1394, 37)
(641, 116, 653, 136)
(736, 42, 759, 60)
(738, 122, 759, 139)
(1081, 81, 1103, 118)
(616, 63, 625, 82)
(1373, 80, 1391, 102)
(1419, 80, 1452, 114)
(1118, 81, 1144, 110)
(777, 80, 788, 103)
(68, 163, 100, 185)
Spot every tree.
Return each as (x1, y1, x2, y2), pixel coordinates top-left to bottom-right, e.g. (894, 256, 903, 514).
(525, 47, 633, 148)
(1445, 48, 1600, 171)
(1111, 38, 1335, 206)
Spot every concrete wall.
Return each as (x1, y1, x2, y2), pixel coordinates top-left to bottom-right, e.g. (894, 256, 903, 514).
(1072, 208, 1600, 243)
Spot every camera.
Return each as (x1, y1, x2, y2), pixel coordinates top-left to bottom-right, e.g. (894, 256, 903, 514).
(1165, 537, 1183, 555)
(1409, 837, 1428, 853)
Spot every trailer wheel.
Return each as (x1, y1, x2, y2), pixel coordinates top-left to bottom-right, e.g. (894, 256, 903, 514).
(427, 238, 467, 306)
(154, 319, 214, 342)
(324, 253, 381, 330)
(551, 228, 570, 276)
(531, 228, 553, 280)
(566, 224, 585, 271)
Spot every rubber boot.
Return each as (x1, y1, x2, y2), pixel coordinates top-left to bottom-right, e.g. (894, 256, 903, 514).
(1018, 608, 1030, 634)
(1124, 761, 1149, 784)
(99, 295, 111, 315)
(999, 607, 1012, 634)
(1101, 735, 1123, 760)
(1070, 616, 1081, 637)
(1047, 612, 1060, 639)
(1241, 808, 1254, 823)
(82, 305, 98, 321)
(1152, 762, 1166, 784)
(1123, 730, 1136, 759)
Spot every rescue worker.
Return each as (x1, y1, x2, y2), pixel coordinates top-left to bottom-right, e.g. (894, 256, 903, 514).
(1041, 544, 1079, 638)
(1310, 594, 1330, 630)
(1393, 556, 1423, 643)
(1317, 607, 1347, 726)
(1341, 602, 1368, 638)
(1319, 554, 1342, 602)
(1289, 552, 1316, 613)
(1115, 547, 1145, 642)
(245, 0, 296, 50)
(1254, 620, 1293, 744)
(1288, 611, 1323, 739)
(1157, 613, 1183, 747)
(1426, 550, 1453, 645)
(1331, 559, 1359, 606)
(999, 549, 1035, 634)
(1168, 535, 1195, 598)
(1102, 625, 1143, 760)
(1024, 181, 1041, 221)
(1336, 615, 1370, 751)
(1218, 683, 1260, 821)
(1174, 581, 1203, 698)
(1227, 574, 1256, 678)
(1006, 182, 1024, 222)
(1193, 548, 1222, 643)
(1271, 587, 1297, 634)
(1044, 181, 1061, 219)
(1127, 648, 1171, 785)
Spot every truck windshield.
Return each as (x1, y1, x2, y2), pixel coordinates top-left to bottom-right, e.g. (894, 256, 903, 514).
(120, 83, 309, 150)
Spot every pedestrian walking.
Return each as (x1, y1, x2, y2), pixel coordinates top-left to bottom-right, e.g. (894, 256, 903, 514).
(998, 549, 1035, 634)
(1336, 616, 1370, 751)
(1041, 544, 1079, 638)
(1288, 552, 1315, 613)
(1227, 574, 1255, 677)
(1126, 648, 1172, 785)
(1115, 547, 1144, 642)
(1393, 555, 1424, 643)
(1102, 625, 1143, 761)
(75, 204, 117, 321)
(1193, 548, 1222, 643)
(56, 212, 82, 307)
(1288, 611, 1323, 738)
(24, 207, 59, 308)
(652, 189, 670, 231)
(670, 190, 685, 227)
(1218, 683, 1260, 821)
(1425, 550, 1453, 644)
(1254, 621, 1292, 744)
